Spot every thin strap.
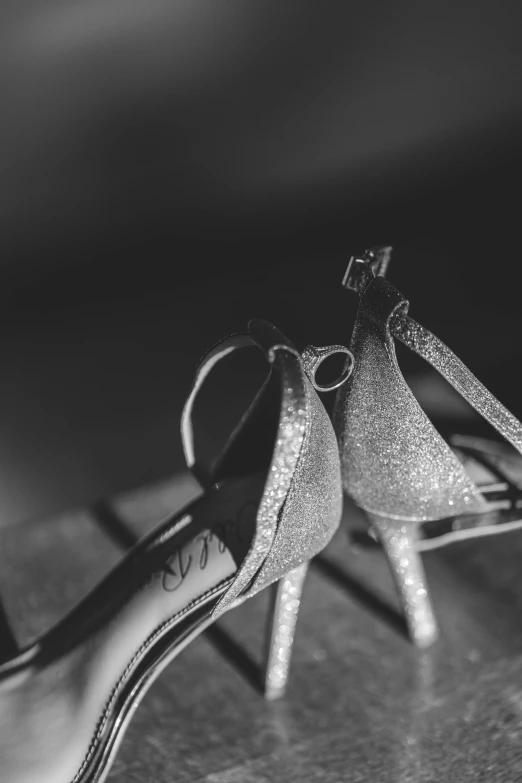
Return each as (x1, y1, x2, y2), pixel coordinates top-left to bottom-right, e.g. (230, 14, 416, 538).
(180, 333, 252, 486)
(392, 312, 522, 457)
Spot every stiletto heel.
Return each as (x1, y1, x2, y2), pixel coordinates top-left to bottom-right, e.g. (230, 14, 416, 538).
(335, 246, 522, 647)
(0, 320, 348, 783)
(263, 560, 310, 701)
(368, 513, 438, 648)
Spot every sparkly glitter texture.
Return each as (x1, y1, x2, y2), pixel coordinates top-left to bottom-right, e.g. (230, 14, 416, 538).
(264, 561, 309, 700)
(213, 345, 308, 614)
(256, 372, 343, 590)
(206, 320, 344, 616)
(392, 312, 522, 457)
(334, 277, 487, 522)
(181, 320, 344, 681)
(335, 263, 522, 648)
(369, 513, 438, 646)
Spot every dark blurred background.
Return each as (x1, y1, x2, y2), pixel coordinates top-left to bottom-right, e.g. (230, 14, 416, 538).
(0, 0, 521, 525)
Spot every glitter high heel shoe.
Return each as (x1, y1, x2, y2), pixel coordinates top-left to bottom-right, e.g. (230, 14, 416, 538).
(334, 247, 522, 648)
(0, 320, 348, 783)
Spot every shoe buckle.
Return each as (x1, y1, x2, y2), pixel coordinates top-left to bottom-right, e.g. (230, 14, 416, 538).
(342, 245, 393, 293)
(301, 344, 354, 392)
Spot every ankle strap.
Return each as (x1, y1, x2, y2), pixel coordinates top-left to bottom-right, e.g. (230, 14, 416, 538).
(181, 321, 303, 487)
(344, 247, 522, 458)
(392, 312, 522, 457)
(181, 332, 252, 486)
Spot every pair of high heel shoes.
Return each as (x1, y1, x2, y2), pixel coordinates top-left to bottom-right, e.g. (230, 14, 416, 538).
(2, 247, 522, 782)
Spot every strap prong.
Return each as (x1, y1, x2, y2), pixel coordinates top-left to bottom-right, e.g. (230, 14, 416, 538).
(342, 245, 393, 293)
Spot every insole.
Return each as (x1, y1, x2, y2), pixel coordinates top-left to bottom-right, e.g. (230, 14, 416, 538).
(0, 473, 265, 783)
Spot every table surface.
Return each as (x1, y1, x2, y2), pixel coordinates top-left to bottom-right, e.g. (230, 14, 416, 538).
(2, 472, 522, 783)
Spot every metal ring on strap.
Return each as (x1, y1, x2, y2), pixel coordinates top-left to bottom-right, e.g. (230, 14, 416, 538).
(301, 344, 354, 393)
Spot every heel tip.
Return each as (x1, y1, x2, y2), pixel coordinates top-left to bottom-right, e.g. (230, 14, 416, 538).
(412, 623, 439, 649)
(264, 685, 286, 701)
